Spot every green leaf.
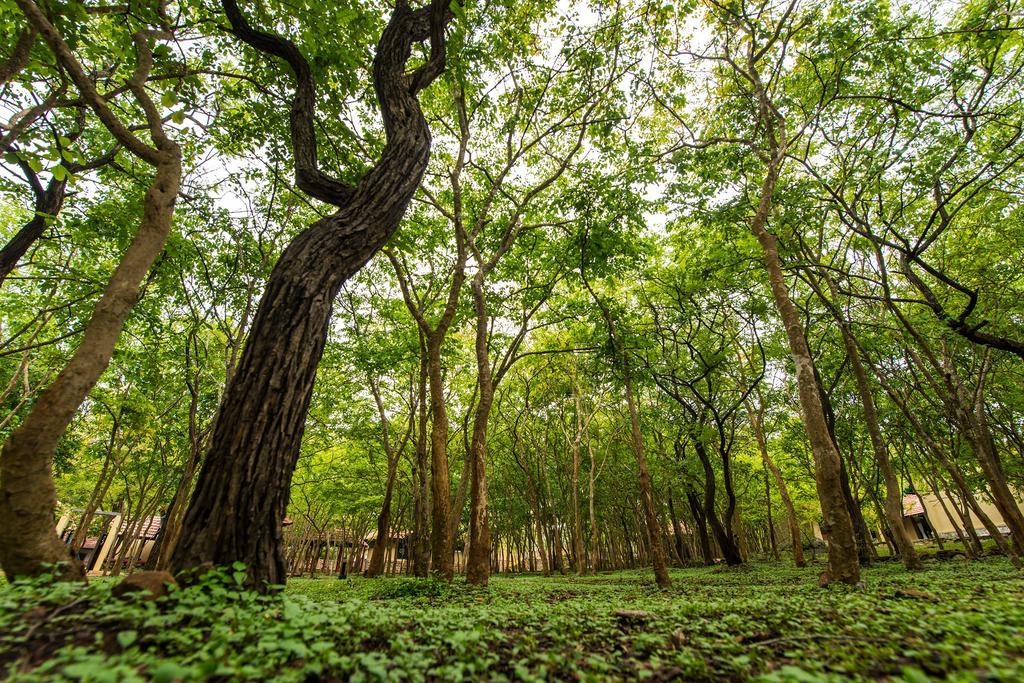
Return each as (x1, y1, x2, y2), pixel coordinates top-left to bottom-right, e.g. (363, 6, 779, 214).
(450, 0, 466, 22)
(116, 630, 137, 648)
(151, 662, 191, 683)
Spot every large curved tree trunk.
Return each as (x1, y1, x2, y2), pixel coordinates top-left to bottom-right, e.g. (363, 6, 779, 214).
(171, 2, 450, 589)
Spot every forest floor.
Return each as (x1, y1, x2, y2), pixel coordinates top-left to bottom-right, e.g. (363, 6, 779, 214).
(0, 555, 1022, 681)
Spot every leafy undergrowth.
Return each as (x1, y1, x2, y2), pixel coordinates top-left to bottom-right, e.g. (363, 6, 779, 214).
(1, 557, 1022, 682)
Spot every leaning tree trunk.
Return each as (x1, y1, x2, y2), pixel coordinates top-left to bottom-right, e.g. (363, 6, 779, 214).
(0, 156, 179, 581)
(749, 160, 859, 584)
(171, 2, 450, 589)
(837, 319, 921, 569)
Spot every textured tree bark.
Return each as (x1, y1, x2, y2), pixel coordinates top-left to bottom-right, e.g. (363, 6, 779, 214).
(0, 26, 35, 85)
(0, 157, 179, 581)
(735, 30, 859, 583)
(748, 163, 858, 583)
(465, 275, 492, 585)
(386, 243, 464, 581)
(171, 0, 450, 589)
(814, 367, 876, 564)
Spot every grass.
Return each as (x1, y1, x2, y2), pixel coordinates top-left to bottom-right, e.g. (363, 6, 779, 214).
(1, 556, 1022, 681)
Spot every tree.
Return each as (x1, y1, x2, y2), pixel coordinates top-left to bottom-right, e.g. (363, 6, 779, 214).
(171, 0, 452, 588)
(1, 0, 182, 581)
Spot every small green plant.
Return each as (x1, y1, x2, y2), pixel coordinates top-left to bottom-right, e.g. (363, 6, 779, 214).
(1, 559, 1022, 681)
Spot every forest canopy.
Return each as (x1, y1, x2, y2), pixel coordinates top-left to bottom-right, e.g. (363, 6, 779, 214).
(0, 0, 1023, 646)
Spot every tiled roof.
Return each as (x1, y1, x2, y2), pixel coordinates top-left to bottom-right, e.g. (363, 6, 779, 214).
(135, 516, 162, 540)
(903, 494, 924, 517)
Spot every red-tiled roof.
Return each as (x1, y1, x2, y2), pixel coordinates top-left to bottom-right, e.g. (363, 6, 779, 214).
(135, 516, 161, 540)
(903, 494, 924, 517)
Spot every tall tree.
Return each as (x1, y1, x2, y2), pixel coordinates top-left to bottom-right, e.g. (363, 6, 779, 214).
(1, 0, 182, 581)
(171, 0, 452, 588)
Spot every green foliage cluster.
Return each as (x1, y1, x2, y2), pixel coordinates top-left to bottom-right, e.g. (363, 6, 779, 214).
(2, 559, 1022, 682)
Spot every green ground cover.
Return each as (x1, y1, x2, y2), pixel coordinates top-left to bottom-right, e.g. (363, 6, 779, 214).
(1, 557, 1022, 682)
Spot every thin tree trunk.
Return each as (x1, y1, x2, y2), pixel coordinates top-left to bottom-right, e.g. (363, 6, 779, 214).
(581, 271, 670, 588)
(748, 403, 805, 567)
(366, 458, 398, 578)
(764, 471, 779, 560)
(465, 275, 492, 585)
(751, 223, 858, 582)
(834, 311, 921, 569)
(411, 337, 431, 577)
(667, 488, 690, 565)
(687, 491, 714, 565)
(587, 439, 600, 573)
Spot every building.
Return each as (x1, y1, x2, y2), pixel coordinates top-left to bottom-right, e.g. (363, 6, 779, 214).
(901, 491, 1023, 541)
